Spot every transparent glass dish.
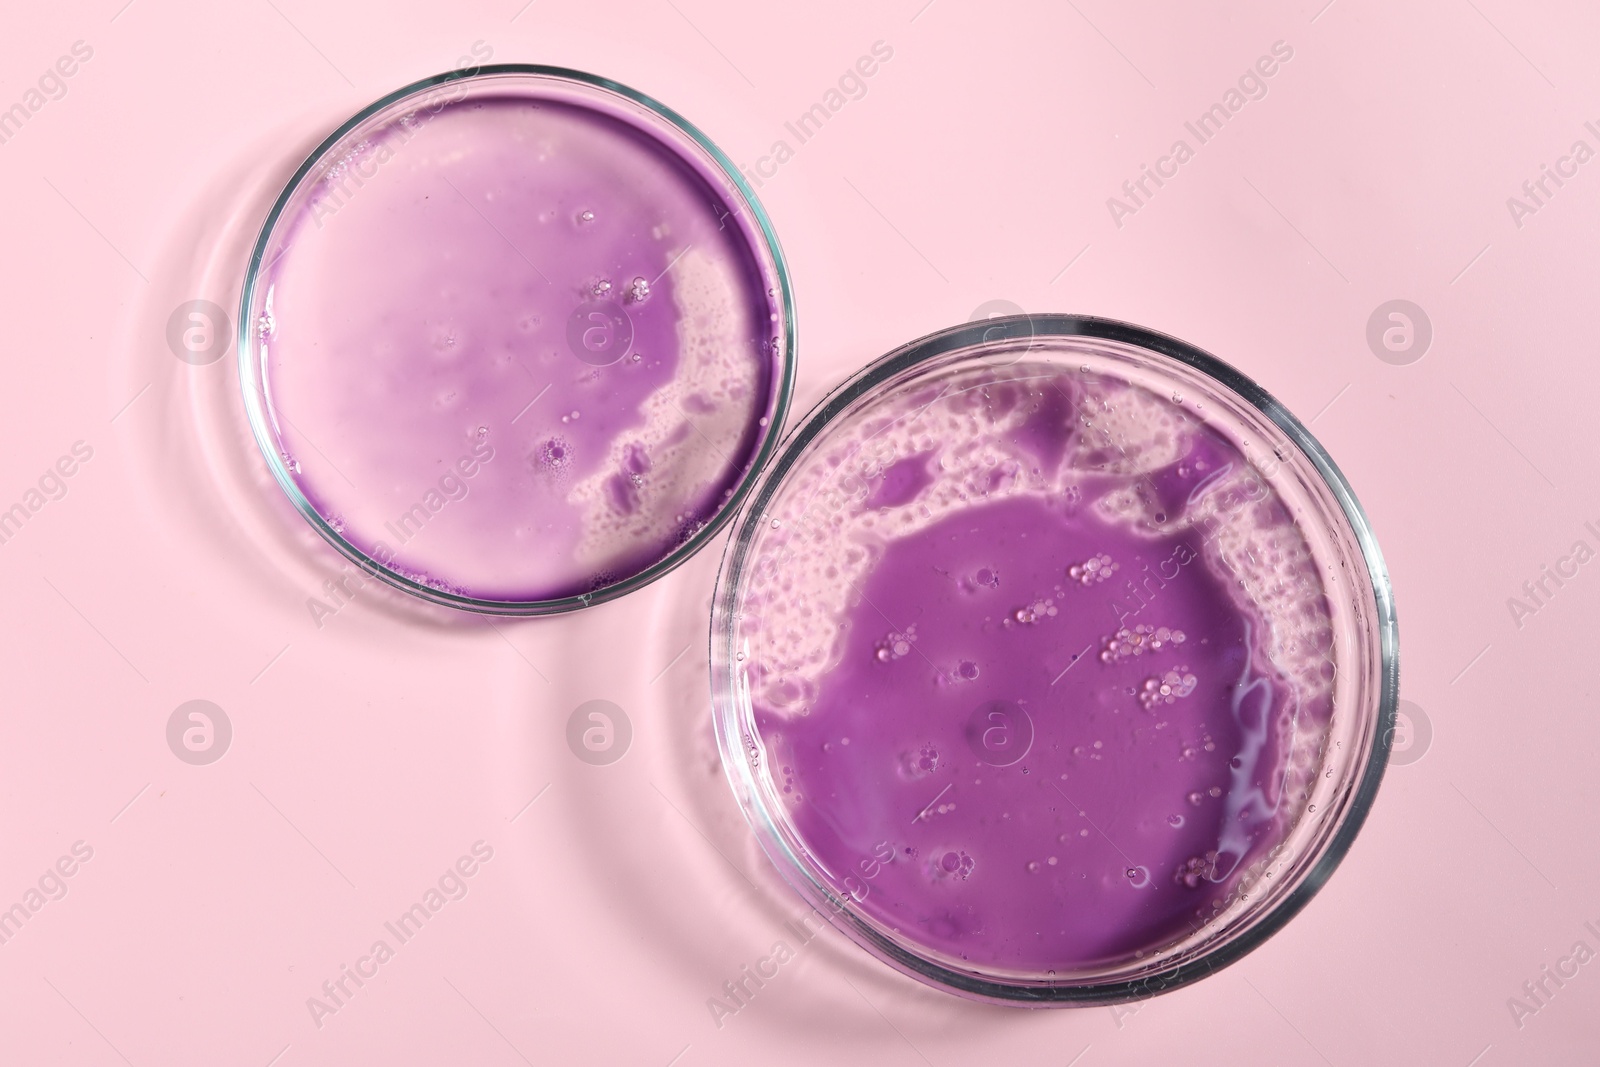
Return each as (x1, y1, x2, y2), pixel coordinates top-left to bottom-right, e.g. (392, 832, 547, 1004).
(238, 66, 794, 614)
(710, 315, 1397, 1005)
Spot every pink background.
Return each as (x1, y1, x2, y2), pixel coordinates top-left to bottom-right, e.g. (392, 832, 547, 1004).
(2, 0, 1596, 1063)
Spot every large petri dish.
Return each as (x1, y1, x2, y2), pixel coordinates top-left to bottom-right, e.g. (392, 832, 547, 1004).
(239, 66, 793, 613)
(711, 316, 1397, 1004)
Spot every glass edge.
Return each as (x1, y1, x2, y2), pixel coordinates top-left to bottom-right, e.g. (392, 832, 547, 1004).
(236, 64, 798, 616)
(708, 312, 1401, 1004)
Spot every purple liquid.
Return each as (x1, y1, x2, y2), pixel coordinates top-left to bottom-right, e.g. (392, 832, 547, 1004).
(254, 87, 782, 601)
(743, 367, 1334, 975)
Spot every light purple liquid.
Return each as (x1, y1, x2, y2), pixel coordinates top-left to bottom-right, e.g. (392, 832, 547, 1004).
(254, 87, 782, 601)
(742, 367, 1334, 974)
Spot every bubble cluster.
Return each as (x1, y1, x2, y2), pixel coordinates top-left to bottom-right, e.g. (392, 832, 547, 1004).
(590, 278, 612, 297)
(1100, 623, 1186, 662)
(1139, 667, 1198, 709)
(874, 624, 918, 662)
(1068, 553, 1118, 585)
(1174, 852, 1218, 889)
(1009, 597, 1058, 625)
(538, 437, 573, 472)
(936, 850, 976, 880)
(627, 276, 651, 303)
(903, 742, 941, 777)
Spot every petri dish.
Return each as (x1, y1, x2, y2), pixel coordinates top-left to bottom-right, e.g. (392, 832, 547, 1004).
(710, 316, 1397, 1004)
(239, 66, 793, 613)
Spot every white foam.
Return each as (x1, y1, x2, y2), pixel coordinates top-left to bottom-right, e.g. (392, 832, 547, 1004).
(568, 247, 765, 569)
(744, 368, 1072, 712)
(739, 361, 1337, 782)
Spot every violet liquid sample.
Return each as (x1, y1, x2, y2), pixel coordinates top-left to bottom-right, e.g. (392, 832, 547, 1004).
(741, 364, 1335, 974)
(254, 87, 782, 601)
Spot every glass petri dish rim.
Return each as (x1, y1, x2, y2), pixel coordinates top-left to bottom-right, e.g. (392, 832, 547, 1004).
(237, 64, 797, 615)
(709, 313, 1400, 1005)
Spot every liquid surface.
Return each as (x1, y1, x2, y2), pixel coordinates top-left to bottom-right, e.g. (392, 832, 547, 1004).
(254, 89, 782, 601)
(739, 364, 1334, 975)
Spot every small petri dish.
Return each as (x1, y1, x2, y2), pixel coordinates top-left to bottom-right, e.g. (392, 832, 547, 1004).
(711, 316, 1397, 1004)
(239, 66, 793, 613)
